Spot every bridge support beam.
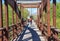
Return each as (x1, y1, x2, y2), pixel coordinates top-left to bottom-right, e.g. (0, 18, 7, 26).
(0, 0, 3, 41)
(39, 1, 43, 31)
(20, 4, 22, 32)
(20, 4, 22, 20)
(47, 0, 51, 37)
(5, 0, 9, 41)
(37, 8, 40, 28)
(53, 0, 56, 27)
(12, 8, 15, 39)
(20, 4, 24, 31)
(19, 4, 22, 34)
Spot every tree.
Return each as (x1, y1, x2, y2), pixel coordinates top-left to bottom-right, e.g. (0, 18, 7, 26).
(23, 8, 29, 19)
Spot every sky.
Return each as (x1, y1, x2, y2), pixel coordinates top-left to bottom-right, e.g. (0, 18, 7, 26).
(2, 0, 60, 15)
(27, 8, 37, 15)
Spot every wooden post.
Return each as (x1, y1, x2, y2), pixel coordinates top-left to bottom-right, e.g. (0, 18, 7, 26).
(19, 4, 21, 22)
(47, 0, 51, 36)
(20, 4, 22, 31)
(40, 1, 43, 31)
(14, 2, 18, 38)
(12, 8, 15, 39)
(39, 5, 41, 30)
(12, 9, 14, 25)
(14, 0, 18, 23)
(37, 8, 38, 26)
(20, 5, 24, 31)
(20, 4, 22, 20)
(37, 8, 40, 28)
(0, 0, 3, 41)
(53, 0, 56, 27)
(5, 0, 9, 41)
(16, 12, 18, 23)
(45, 11, 47, 24)
(17, 4, 20, 22)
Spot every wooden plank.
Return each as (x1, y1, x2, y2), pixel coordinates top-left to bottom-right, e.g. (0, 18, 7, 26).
(47, 0, 51, 36)
(53, 0, 56, 27)
(0, 0, 3, 41)
(23, 3, 40, 4)
(21, 4, 39, 8)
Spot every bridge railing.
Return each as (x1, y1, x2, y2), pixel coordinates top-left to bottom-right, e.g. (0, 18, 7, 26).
(0, 0, 23, 41)
(41, 23, 60, 41)
(37, 0, 60, 41)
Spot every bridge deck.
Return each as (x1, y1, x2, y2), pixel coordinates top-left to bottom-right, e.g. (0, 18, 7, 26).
(14, 21, 47, 41)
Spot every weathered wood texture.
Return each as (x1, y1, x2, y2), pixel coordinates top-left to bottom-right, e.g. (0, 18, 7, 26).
(0, 0, 3, 41)
(5, 0, 9, 41)
(53, 0, 56, 27)
(47, 0, 51, 36)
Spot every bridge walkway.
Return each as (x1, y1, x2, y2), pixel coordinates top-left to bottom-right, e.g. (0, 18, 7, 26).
(15, 20, 47, 41)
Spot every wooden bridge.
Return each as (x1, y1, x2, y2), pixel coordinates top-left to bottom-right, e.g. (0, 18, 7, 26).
(0, 0, 60, 41)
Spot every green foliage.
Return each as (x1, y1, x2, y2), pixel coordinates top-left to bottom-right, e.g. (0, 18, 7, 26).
(8, 5, 13, 26)
(23, 8, 29, 19)
(50, 3, 60, 29)
(3, 5, 29, 26)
